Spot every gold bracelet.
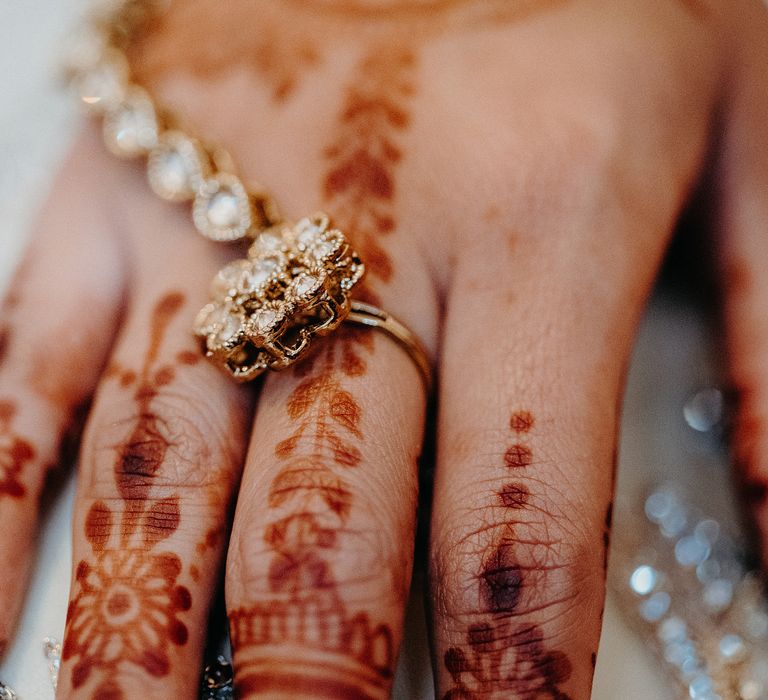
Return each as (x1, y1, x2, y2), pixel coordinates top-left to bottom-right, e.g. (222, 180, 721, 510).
(64, 0, 431, 390)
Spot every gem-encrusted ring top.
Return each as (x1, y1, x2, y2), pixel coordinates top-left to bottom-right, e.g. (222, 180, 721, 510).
(194, 214, 365, 381)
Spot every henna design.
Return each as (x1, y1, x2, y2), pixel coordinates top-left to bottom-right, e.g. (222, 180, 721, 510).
(130, 0, 321, 102)
(230, 329, 395, 698)
(64, 293, 194, 696)
(323, 45, 416, 292)
(0, 401, 34, 498)
(675, 0, 708, 19)
(0, 324, 9, 366)
(285, 0, 571, 35)
(442, 410, 573, 699)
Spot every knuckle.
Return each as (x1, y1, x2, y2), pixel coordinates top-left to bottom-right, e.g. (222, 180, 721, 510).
(226, 492, 403, 604)
(81, 390, 237, 500)
(431, 499, 600, 631)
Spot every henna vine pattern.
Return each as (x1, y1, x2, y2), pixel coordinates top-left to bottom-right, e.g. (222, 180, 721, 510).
(323, 44, 416, 292)
(230, 328, 395, 699)
(0, 401, 34, 498)
(63, 293, 193, 698)
(442, 411, 573, 700)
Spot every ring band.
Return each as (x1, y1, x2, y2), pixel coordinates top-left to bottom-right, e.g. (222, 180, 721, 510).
(347, 301, 431, 392)
(193, 213, 430, 391)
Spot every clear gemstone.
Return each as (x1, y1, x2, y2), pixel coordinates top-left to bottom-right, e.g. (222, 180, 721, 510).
(74, 52, 127, 111)
(155, 151, 189, 194)
(207, 191, 241, 229)
(103, 90, 158, 157)
(251, 230, 283, 255)
(295, 219, 322, 249)
(211, 261, 249, 299)
(214, 312, 242, 345)
(149, 133, 203, 201)
(310, 238, 337, 260)
(253, 308, 279, 333)
(292, 273, 320, 298)
(194, 175, 251, 241)
(241, 256, 283, 294)
(194, 303, 223, 335)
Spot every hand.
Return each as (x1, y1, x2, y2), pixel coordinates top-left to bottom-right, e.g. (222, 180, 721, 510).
(1, 1, 766, 697)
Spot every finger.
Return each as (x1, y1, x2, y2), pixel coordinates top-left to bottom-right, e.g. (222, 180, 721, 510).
(58, 162, 252, 698)
(425, 4, 723, 695)
(0, 128, 126, 653)
(225, 294, 435, 696)
(430, 225, 669, 698)
(715, 2, 768, 562)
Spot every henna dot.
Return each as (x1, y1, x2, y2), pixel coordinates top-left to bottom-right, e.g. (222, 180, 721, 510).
(0, 325, 9, 365)
(169, 618, 189, 645)
(119, 370, 137, 388)
(155, 291, 186, 318)
(156, 552, 182, 581)
(75, 560, 90, 581)
(154, 366, 175, 386)
(176, 350, 200, 365)
(106, 591, 132, 617)
(173, 585, 192, 611)
(499, 482, 529, 508)
(510, 410, 534, 433)
(71, 661, 92, 688)
(93, 681, 125, 700)
(504, 443, 532, 468)
(444, 647, 470, 674)
(0, 400, 15, 423)
(85, 501, 113, 552)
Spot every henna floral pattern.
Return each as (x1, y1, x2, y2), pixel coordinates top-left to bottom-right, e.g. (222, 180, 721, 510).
(230, 329, 395, 698)
(442, 411, 573, 699)
(64, 538, 191, 688)
(63, 293, 193, 697)
(323, 44, 415, 290)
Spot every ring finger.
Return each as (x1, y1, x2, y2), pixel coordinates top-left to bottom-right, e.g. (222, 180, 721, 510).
(225, 275, 435, 698)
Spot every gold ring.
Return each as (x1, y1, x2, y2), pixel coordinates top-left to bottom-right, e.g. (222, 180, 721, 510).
(193, 213, 431, 391)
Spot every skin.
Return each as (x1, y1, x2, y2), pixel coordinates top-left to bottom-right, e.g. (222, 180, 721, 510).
(0, 0, 766, 697)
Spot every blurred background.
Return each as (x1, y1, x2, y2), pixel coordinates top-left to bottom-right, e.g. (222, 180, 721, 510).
(0, 2, 749, 698)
